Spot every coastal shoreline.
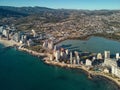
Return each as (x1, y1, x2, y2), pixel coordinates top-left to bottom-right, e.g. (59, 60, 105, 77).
(0, 39, 21, 47)
(44, 59, 120, 88)
(0, 38, 120, 89)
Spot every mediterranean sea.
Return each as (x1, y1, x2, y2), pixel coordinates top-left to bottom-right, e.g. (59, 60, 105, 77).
(0, 37, 119, 90)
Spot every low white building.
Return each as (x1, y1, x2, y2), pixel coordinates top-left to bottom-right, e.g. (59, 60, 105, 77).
(97, 53, 103, 59)
(103, 68, 109, 73)
(85, 59, 92, 66)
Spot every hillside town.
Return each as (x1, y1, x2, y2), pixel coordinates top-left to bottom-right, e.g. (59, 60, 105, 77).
(0, 24, 120, 86)
(1, 7, 120, 41)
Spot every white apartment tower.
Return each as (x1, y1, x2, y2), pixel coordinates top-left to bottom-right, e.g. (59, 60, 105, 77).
(70, 52, 73, 64)
(116, 53, 119, 60)
(65, 49, 69, 55)
(104, 51, 110, 59)
(76, 55, 80, 64)
(48, 41, 54, 50)
(55, 50, 60, 62)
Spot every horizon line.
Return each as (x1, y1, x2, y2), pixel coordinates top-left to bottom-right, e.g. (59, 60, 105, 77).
(0, 5, 120, 11)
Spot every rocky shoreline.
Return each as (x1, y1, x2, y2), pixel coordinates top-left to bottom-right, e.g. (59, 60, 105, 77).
(43, 59, 120, 89)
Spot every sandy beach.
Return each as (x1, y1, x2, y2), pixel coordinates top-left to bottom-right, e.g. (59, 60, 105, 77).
(0, 39, 21, 47)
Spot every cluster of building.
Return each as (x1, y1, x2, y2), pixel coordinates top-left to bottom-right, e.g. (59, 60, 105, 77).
(0, 25, 120, 79)
(43, 41, 120, 78)
(0, 25, 15, 40)
(103, 51, 120, 78)
(0, 25, 46, 46)
(43, 40, 54, 50)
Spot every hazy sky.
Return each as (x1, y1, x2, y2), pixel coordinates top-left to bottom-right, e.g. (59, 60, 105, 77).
(0, 0, 120, 10)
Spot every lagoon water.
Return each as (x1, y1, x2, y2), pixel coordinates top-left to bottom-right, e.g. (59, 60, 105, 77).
(58, 36, 120, 54)
(0, 37, 120, 90)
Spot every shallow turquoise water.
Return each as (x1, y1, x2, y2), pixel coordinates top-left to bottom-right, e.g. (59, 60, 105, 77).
(0, 37, 119, 90)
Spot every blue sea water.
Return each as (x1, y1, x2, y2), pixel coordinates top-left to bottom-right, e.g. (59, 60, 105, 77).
(0, 37, 119, 90)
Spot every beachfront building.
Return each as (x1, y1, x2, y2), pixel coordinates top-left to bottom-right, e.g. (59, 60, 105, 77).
(55, 50, 60, 62)
(103, 57, 120, 78)
(73, 58, 76, 64)
(104, 51, 110, 59)
(60, 51, 64, 57)
(60, 51, 66, 59)
(116, 53, 119, 60)
(74, 51, 80, 64)
(65, 49, 69, 55)
(111, 66, 120, 78)
(20, 35, 27, 44)
(97, 53, 103, 60)
(70, 52, 73, 64)
(74, 51, 79, 56)
(12, 32, 21, 42)
(76, 55, 80, 64)
(85, 59, 92, 66)
(49, 54, 54, 61)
